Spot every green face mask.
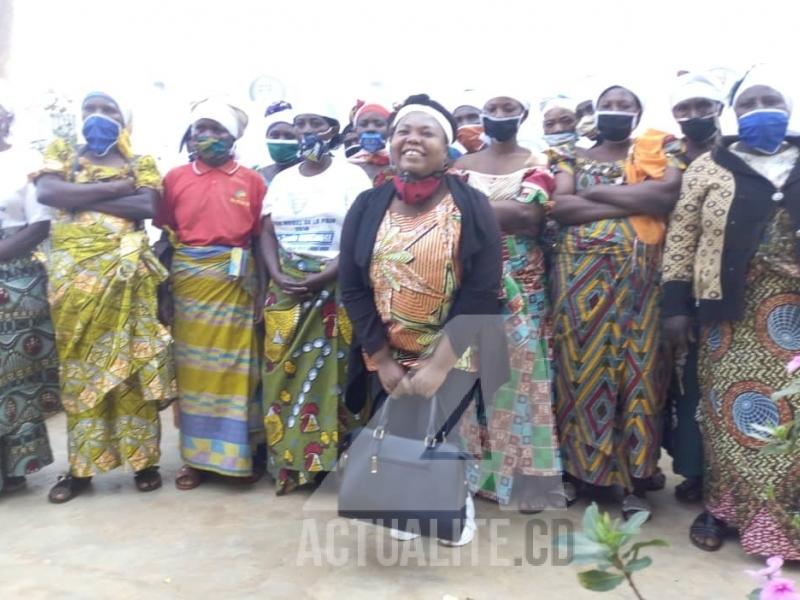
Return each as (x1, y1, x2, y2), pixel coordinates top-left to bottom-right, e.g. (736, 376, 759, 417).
(267, 139, 299, 164)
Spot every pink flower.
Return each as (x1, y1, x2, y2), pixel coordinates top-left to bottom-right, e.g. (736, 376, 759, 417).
(787, 355, 800, 374)
(747, 557, 785, 585)
(761, 578, 800, 600)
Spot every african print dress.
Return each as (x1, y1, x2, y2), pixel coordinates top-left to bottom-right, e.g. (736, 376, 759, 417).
(262, 251, 355, 494)
(698, 148, 800, 559)
(170, 239, 263, 478)
(262, 160, 368, 494)
(39, 139, 176, 477)
(0, 161, 60, 490)
(460, 168, 561, 505)
(552, 156, 665, 490)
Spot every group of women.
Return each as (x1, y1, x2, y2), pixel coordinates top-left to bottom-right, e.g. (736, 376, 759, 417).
(0, 68, 798, 559)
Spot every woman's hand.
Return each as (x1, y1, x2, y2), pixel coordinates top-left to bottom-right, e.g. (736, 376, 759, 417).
(408, 360, 450, 399)
(273, 271, 309, 297)
(377, 358, 408, 396)
(298, 271, 333, 294)
(663, 315, 695, 359)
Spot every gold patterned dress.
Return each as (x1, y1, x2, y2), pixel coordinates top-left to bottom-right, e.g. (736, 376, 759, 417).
(38, 139, 176, 477)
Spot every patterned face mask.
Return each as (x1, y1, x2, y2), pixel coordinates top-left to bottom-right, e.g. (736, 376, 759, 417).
(298, 131, 331, 163)
(195, 134, 234, 164)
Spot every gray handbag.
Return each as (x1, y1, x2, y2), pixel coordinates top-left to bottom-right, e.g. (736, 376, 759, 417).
(337, 395, 468, 541)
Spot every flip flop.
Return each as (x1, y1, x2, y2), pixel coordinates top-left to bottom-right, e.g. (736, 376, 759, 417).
(690, 511, 728, 552)
(175, 465, 204, 491)
(622, 494, 652, 522)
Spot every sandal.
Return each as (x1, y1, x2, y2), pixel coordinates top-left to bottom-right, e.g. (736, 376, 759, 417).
(175, 465, 204, 491)
(689, 511, 727, 552)
(644, 468, 666, 492)
(48, 474, 92, 504)
(621, 494, 652, 522)
(134, 467, 162, 492)
(675, 477, 703, 503)
(3, 476, 26, 494)
(519, 483, 578, 514)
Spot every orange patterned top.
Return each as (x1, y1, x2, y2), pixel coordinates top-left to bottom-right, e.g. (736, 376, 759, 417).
(366, 194, 467, 370)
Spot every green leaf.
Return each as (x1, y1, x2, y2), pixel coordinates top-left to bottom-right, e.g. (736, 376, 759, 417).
(619, 510, 650, 535)
(748, 589, 762, 600)
(625, 556, 653, 572)
(582, 503, 602, 543)
(555, 533, 609, 565)
(622, 539, 669, 560)
(577, 570, 625, 592)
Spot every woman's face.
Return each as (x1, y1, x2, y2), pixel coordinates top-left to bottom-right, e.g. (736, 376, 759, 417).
(355, 111, 389, 136)
(267, 122, 297, 141)
(82, 95, 124, 126)
(193, 118, 233, 142)
(543, 107, 577, 134)
(672, 97, 720, 121)
(483, 96, 526, 119)
(294, 113, 337, 140)
(390, 112, 448, 176)
(453, 105, 481, 128)
(734, 85, 788, 118)
(597, 87, 640, 114)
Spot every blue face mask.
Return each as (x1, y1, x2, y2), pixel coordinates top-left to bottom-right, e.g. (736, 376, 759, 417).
(82, 114, 121, 156)
(738, 109, 790, 154)
(358, 131, 385, 154)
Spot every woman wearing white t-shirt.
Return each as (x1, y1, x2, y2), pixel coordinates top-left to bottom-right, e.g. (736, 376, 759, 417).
(0, 101, 60, 495)
(260, 105, 371, 494)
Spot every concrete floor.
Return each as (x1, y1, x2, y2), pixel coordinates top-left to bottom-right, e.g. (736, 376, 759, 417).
(2, 413, 797, 600)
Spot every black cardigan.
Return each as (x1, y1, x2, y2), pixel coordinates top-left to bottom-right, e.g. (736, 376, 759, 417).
(662, 137, 800, 323)
(339, 174, 510, 414)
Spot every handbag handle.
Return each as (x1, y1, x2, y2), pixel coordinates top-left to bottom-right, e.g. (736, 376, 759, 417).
(372, 393, 442, 447)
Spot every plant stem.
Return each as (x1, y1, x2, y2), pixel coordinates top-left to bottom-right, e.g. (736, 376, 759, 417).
(623, 571, 645, 600)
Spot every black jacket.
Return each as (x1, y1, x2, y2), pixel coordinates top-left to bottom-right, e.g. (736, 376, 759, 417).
(339, 174, 510, 414)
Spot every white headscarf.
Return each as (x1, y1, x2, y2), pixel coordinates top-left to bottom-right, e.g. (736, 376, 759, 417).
(294, 102, 341, 129)
(479, 91, 531, 112)
(596, 82, 644, 112)
(191, 97, 249, 139)
(732, 65, 794, 114)
(452, 89, 483, 114)
(394, 104, 454, 145)
(82, 89, 132, 128)
(540, 95, 576, 117)
(670, 72, 725, 108)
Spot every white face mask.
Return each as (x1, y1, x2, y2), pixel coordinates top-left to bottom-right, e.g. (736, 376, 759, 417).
(543, 131, 579, 147)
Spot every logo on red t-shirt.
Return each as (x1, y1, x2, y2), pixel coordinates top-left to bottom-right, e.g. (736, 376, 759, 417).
(229, 190, 250, 207)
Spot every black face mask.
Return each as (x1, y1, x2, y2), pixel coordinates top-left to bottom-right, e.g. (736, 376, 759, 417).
(596, 111, 637, 142)
(482, 114, 522, 142)
(678, 115, 718, 143)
